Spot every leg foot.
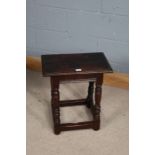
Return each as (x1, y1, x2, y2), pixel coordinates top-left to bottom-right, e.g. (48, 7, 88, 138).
(54, 128, 61, 135)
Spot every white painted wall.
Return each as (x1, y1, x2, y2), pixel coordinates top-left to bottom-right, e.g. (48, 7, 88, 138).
(27, 0, 129, 72)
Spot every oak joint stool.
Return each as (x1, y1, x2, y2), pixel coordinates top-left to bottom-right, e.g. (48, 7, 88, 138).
(41, 52, 112, 135)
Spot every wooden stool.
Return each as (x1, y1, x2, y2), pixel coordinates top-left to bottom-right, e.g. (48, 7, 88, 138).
(41, 52, 112, 134)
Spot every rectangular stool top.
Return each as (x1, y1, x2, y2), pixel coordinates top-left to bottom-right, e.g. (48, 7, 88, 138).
(41, 52, 113, 76)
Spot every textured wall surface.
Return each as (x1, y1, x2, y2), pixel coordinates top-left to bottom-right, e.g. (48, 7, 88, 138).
(27, 0, 129, 73)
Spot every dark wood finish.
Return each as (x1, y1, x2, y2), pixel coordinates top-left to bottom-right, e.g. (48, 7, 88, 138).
(42, 52, 113, 134)
(50, 77, 61, 134)
(60, 121, 94, 131)
(86, 81, 94, 108)
(93, 74, 103, 130)
(60, 99, 86, 107)
(42, 52, 112, 76)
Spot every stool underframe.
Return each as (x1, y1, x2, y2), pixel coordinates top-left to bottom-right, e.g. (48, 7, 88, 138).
(50, 73, 103, 135)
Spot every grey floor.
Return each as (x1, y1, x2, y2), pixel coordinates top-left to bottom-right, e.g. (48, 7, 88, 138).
(26, 70, 129, 155)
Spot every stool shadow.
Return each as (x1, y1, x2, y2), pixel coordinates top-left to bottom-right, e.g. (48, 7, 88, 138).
(101, 106, 128, 128)
(43, 99, 54, 129)
(27, 90, 53, 130)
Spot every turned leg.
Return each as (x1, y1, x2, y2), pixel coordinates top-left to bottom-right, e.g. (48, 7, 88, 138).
(51, 78, 61, 135)
(86, 81, 94, 108)
(93, 74, 103, 130)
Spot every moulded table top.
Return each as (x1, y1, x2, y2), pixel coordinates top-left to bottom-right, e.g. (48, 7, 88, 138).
(41, 52, 113, 76)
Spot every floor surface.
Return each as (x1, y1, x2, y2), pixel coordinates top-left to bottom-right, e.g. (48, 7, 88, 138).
(26, 70, 129, 155)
